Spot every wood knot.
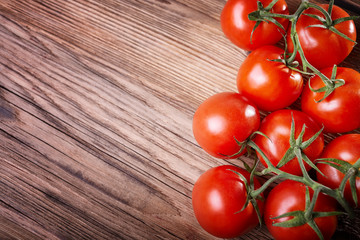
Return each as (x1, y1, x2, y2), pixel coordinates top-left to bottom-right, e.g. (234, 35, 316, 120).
(0, 103, 17, 122)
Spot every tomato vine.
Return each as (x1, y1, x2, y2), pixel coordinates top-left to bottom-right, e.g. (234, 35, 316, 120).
(234, 118, 360, 240)
(249, 0, 358, 101)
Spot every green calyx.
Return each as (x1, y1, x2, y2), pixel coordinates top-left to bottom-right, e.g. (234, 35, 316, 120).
(276, 116, 324, 176)
(308, 65, 345, 102)
(248, 0, 289, 44)
(271, 187, 343, 240)
(304, 0, 359, 44)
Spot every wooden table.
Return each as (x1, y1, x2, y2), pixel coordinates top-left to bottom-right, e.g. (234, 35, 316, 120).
(0, 0, 359, 239)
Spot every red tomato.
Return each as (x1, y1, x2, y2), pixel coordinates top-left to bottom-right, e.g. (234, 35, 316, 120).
(316, 134, 360, 207)
(264, 180, 338, 240)
(286, 4, 357, 70)
(253, 109, 324, 176)
(221, 0, 289, 51)
(192, 165, 264, 238)
(237, 45, 303, 111)
(301, 67, 360, 133)
(192, 92, 260, 159)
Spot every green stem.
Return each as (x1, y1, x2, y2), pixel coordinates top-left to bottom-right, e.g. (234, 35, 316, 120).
(305, 187, 321, 220)
(291, 32, 333, 86)
(285, 1, 310, 63)
(264, 0, 310, 21)
(251, 174, 284, 198)
(339, 168, 356, 194)
(264, 12, 294, 19)
(247, 140, 354, 217)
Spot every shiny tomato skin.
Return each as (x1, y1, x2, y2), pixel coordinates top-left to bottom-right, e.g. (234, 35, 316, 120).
(286, 4, 356, 70)
(253, 109, 324, 176)
(264, 180, 338, 240)
(192, 92, 260, 159)
(221, 0, 289, 51)
(192, 165, 264, 238)
(316, 134, 360, 207)
(237, 45, 303, 111)
(301, 67, 360, 133)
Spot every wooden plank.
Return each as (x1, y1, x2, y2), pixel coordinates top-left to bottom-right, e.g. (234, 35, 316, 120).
(0, 0, 238, 239)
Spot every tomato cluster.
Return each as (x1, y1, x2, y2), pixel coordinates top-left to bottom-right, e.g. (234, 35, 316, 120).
(191, 0, 360, 239)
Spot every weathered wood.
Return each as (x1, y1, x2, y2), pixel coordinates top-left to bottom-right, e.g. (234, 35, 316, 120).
(0, 0, 359, 239)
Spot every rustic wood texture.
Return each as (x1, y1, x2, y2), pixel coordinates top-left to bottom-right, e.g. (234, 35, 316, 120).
(0, 0, 359, 239)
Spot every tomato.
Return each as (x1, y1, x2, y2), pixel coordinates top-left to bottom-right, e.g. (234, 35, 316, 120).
(264, 180, 338, 240)
(301, 67, 360, 133)
(221, 0, 289, 51)
(237, 45, 303, 111)
(192, 165, 264, 238)
(253, 109, 324, 176)
(316, 134, 360, 207)
(286, 4, 357, 70)
(192, 92, 260, 159)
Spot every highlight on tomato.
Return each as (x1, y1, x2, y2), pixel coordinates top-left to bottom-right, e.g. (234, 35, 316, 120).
(192, 165, 264, 238)
(316, 134, 360, 207)
(264, 180, 338, 240)
(237, 45, 303, 111)
(192, 92, 260, 159)
(221, 0, 289, 51)
(253, 109, 324, 176)
(286, 4, 357, 70)
(301, 67, 360, 133)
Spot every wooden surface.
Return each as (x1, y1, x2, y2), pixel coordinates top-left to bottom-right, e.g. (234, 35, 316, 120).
(0, 0, 359, 239)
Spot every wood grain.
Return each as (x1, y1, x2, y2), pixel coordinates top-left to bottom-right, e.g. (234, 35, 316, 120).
(0, 0, 359, 239)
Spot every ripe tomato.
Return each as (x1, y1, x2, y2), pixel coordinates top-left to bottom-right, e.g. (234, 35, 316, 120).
(301, 67, 360, 133)
(253, 109, 324, 176)
(264, 180, 338, 240)
(237, 45, 303, 111)
(192, 165, 264, 238)
(286, 4, 357, 70)
(221, 0, 289, 51)
(316, 134, 360, 207)
(192, 92, 260, 159)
